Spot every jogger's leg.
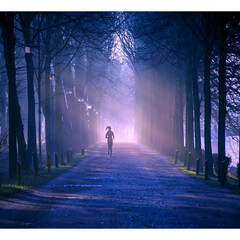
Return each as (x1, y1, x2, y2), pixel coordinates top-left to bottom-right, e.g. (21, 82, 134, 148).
(110, 142, 113, 157)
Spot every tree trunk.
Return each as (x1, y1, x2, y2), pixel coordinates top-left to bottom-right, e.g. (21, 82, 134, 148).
(0, 70, 7, 138)
(54, 63, 63, 155)
(177, 64, 184, 160)
(185, 56, 194, 157)
(37, 15, 42, 167)
(25, 51, 37, 166)
(1, 12, 17, 179)
(44, 28, 52, 158)
(218, 18, 227, 181)
(15, 99, 30, 173)
(19, 13, 38, 167)
(203, 44, 214, 176)
(191, 40, 203, 171)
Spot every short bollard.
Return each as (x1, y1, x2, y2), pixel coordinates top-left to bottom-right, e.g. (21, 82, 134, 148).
(61, 154, 64, 165)
(33, 153, 39, 176)
(187, 152, 192, 170)
(47, 153, 51, 173)
(67, 151, 70, 163)
(81, 145, 85, 156)
(175, 150, 178, 164)
(55, 153, 58, 168)
(205, 159, 209, 180)
(17, 162, 21, 185)
(196, 158, 200, 175)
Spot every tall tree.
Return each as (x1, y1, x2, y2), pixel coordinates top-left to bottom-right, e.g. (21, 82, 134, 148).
(0, 12, 17, 179)
(18, 13, 38, 166)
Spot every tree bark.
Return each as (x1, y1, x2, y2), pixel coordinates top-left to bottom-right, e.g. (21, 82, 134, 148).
(19, 13, 38, 166)
(44, 27, 52, 157)
(25, 51, 37, 166)
(185, 55, 194, 158)
(191, 40, 203, 171)
(218, 17, 227, 181)
(0, 70, 7, 138)
(1, 12, 17, 179)
(203, 43, 214, 176)
(177, 64, 184, 160)
(54, 60, 64, 155)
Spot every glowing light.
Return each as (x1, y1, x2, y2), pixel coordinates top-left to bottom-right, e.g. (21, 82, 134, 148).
(49, 73, 55, 81)
(87, 105, 92, 109)
(77, 98, 84, 102)
(96, 112, 98, 114)
(25, 46, 31, 54)
(24, 43, 39, 54)
(65, 88, 73, 95)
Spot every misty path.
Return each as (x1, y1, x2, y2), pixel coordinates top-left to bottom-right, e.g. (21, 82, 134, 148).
(0, 142, 240, 228)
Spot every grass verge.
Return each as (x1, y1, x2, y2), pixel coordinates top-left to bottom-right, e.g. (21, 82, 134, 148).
(0, 150, 89, 199)
(169, 158, 240, 194)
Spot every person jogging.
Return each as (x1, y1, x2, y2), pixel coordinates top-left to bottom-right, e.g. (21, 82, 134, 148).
(105, 126, 115, 157)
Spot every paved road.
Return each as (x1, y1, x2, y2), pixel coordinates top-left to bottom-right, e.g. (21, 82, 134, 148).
(0, 142, 240, 228)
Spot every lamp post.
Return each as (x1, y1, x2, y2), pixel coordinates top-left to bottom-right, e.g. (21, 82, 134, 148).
(77, 97, 84, 103)
(49, 73, 55, 81)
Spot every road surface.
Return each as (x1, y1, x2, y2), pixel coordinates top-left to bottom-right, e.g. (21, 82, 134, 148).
(0, 142, 240, 228)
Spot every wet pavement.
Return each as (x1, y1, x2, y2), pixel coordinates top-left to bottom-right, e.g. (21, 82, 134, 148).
(0, 142, 240, 228)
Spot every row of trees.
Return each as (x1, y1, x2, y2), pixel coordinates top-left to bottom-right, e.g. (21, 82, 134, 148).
(1, 11, 240, 185)
(0, 12, 126, 179)
(128, 12, 240, 184)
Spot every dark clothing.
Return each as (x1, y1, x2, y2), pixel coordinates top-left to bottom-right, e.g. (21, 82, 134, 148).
(108, 141, 113, 149)
(105, 130, 114, 142)
(106, 130, 114, 157)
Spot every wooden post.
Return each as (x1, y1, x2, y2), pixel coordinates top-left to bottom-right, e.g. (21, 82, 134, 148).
(205, 159, 209, 180)
(55, 153, 58, 168)
(196, 158, 200, 175)
(187, 152, 192, 170)
(17, 162, 21, 185)
(47, 153, 51, 172)
(175, 150, 178, 164)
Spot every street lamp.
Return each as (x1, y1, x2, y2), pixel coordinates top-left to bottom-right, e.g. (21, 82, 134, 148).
(77, 97, 84, 102)
(65, 88, 73, 95)
(24, 43, 39, 54)
(87, 105, 92, 109)
(49, 73, 55, 81)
